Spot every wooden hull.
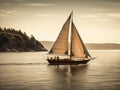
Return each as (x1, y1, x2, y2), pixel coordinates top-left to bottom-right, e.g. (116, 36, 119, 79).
(47, 59, 90, 65)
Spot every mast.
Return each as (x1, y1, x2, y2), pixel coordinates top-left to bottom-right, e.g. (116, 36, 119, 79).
(70, 11, 73, 60)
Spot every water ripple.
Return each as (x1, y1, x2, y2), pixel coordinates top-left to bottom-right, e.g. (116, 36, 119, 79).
(0, 63, 47, 65)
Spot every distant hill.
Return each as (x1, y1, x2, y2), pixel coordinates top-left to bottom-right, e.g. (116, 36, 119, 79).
(86, 43, 120, 50)
(41, 41, 120, 50)
(0, 27, 47, 52)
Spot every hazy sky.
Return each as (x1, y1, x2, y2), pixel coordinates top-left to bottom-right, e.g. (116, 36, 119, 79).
(0, 0, 120, 43)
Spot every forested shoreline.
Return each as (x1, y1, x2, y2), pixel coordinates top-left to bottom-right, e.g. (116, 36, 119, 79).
(0, 27, 47, 52)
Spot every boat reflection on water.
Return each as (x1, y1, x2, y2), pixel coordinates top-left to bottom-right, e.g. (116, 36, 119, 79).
(47, 65, 89, 89)
(48, 65, 88, 75)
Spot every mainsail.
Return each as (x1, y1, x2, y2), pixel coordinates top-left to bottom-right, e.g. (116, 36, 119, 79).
(49, 12, 91, 58)
(49, 14, 71, 55)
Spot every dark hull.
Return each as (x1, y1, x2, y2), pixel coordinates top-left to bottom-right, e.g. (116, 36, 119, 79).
(47, 59, 90, 65)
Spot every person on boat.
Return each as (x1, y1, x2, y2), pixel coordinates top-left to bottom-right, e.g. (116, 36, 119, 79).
(50, 57, 53, 60)
(57, 56, 59, 60)
(54, 56, 57, 60)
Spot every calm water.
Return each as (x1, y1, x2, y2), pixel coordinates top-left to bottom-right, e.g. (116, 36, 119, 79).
(0, 51, 120, 90)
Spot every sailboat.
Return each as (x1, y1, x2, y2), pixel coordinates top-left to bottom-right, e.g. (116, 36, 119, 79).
(47, 12, 95, 65)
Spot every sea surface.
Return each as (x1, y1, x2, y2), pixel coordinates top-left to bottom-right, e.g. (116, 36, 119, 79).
(0, 50, 120, 90)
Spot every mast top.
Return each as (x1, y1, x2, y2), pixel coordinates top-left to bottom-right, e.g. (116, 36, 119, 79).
(70, 11, 73, 21)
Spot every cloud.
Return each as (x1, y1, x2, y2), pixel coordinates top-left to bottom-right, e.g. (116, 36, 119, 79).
(107, 13, 120, 18)
(79, 12, 120, 22)
(90, 8, 112, 11)
(101, 0, 120, 4)
(79, 15, 99, 18)
(35, 14, 50, 17)
(94, 18, 110, 22)
(0, 9, 5, 12)
(6, 10, 16, 14)
(0, 9, 17, 15)
(24, 3, 53, 7)
(99, 0, 120, 7)
(80, 13, 120, 18)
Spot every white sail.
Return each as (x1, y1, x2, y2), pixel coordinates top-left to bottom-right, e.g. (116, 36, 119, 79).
(71, 22, 91, 58)
(49, 14, 71, 55)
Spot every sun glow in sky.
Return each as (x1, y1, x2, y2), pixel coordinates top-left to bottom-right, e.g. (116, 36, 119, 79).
(0, 0, 120, 43)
